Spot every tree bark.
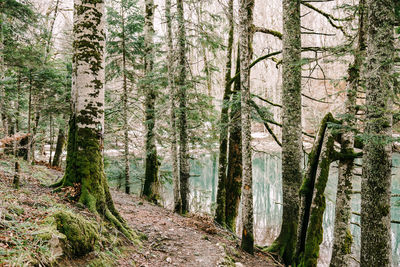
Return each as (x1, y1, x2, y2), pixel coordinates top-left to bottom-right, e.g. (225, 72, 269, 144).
(238, 0, 255, 254)
(142, 0, 159, 202)
(54, 0, 132, 239)
(215, 0, 233, 226)
(360, 0, 394, 265)
(295, 113, 334, 265)
(266, 0, 302, 264)
(121, 3, 130, 195)
(177, 0, 190, 215)
(52, 126, 65, 167)
(225, 50, 242, 231)
(165, 0, 180, 213)
(330, 1, 366, 266)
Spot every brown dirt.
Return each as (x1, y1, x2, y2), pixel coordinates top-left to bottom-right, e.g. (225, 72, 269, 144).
(112, 191, 281, 267)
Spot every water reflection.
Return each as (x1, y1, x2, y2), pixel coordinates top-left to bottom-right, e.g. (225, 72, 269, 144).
(158, 153, 400, 266)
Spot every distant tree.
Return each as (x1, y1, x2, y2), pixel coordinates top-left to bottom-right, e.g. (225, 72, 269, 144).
(106, 0, 144, 195)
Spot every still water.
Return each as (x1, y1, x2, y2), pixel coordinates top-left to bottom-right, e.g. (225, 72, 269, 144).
(158, 153, 400, 266)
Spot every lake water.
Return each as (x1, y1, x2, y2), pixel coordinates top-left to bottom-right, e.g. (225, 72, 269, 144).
(156, 153, 400, 267)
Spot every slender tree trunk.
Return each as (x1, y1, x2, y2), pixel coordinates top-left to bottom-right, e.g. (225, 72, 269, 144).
(142, 0, 159, 202)
(238, 0, 254, 254)
(54, 0, 132, 239)
(0, 14, 6, 138)
(13, 162, 20, 189)
(225, 51, 242, 231)
(26, 71, 32, 162)
(165, 0, 180, 213)
(52, 127, 65, 167)
(177, 0, 190, 215)
(49, 114, 53, 164)
(267, 0, 301, 264)
(121, 4, 130, 195)
(360, 0, 394, 265)
(330, 2, 366, 266)
(215, 0, 233, 226)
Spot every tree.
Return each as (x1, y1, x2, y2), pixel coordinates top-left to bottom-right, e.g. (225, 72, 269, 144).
(360, 0, 394, 265)
(106, 0, 143, 194)
(330, 1, 366, 265)
(267, 0, 302, 264)
(215, 0, 234, 227)
(53, 0, 132, 238)
(142, 0, 160, 202)
(177, 0, 190, 215)
(165, 0, 181, 213)
(238, 0, 255, 254)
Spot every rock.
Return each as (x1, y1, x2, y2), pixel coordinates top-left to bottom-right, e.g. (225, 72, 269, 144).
(235, 263, 244, 267)
(166, 257, 172, 263)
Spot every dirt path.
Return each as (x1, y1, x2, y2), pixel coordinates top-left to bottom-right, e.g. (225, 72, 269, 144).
(112, 191, 280, 267)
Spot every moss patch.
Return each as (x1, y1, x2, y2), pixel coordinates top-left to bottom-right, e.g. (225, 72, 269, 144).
(53, 210, 99, 257)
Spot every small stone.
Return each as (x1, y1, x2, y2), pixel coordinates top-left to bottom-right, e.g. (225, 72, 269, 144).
(166, 257, 172, 263)
(235, 263, 244, 267)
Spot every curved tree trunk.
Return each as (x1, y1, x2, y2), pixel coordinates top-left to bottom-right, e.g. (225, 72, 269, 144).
(54, 0, 132, 239)
(266, 0, 302, 264)
(360, 0, 394, 265)
(238, 0, 255, 254)
(142, 0, 159, 202)
(215, 0, 234, 226)
(295, 113, 334, 266)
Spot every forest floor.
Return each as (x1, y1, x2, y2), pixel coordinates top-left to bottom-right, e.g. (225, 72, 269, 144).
(0, 155, 280, 267)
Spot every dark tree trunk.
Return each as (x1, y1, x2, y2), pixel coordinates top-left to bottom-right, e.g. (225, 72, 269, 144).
(177, 0, 190, 215)
(52, 127, 65, 167)
(225, 51, 242, 232)
(142, 0, 159, 202)
(215, 0, 234, 226)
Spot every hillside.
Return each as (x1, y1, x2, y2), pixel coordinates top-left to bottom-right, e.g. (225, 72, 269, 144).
(0, 155, 280, 267)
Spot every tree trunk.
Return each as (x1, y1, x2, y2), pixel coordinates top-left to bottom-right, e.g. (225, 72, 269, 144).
(142, 0, 159, 202)
(330, 2, 366, 266)
(295, 113, 335, 267)
(360, 0, 394, 265)
(13, 162, 20, 189)
(177, 0, 190, 215)
(165, 0, 180, 213)
(121, 3, 130, 195)
(215, 0, 233, 226)
(49, 114, 54, 164)
(238, 0, 255, 254)
(225, 51, 242, 231)
(266, 1, 301, 264)
(54, 0, 132, 239)
(52, 126, 65, 167)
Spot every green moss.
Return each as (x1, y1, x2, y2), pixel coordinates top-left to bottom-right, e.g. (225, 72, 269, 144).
(53, 210, 99, 257)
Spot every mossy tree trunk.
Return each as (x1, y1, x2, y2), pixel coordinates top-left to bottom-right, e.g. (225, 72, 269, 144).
(165, 0, 181, 213)
(54, 0, 132, 239)
(120, 2, 131, 195)
(177, 0, 190, 215)
(360, 0, 394, 265)
(266, 0, 301, 264)
(142, 0, 159, 202)
(295, 113, 334, 266)
(238, 0, 254, 254)
(215, 0, 234, 226)
(225, 51, 242, 232)
(330, 2, 366, 265)
(52, 126, 65, 167)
